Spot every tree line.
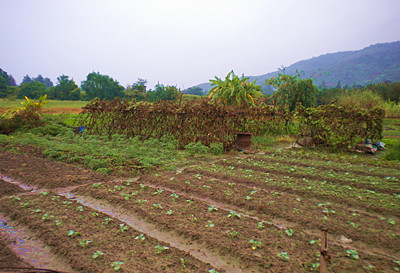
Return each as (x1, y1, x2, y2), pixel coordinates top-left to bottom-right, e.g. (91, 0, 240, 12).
(0, 69, 182, 102)
(1, 67, 399, 109)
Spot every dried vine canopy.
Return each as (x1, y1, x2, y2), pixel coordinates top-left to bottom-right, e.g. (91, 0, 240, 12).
(78, 99, 384, 150)
(77, 98, 290, 149)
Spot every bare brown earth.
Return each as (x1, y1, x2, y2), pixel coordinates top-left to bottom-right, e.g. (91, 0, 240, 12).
(0, 107, 82, 115)
(0, 148, 399, 272)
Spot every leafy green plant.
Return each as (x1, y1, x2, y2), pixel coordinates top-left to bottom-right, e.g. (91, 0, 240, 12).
(185, 141, 210, 155)
(111, 261, 123, 271)
(277, 251, 290, 261)
(345, 249, 359, 260)
(208, 71, 263, 107)
(227, 210, 241, 219)
(284, 229, 294, 236)
(249, 239, 262, 250)
(80, 240, 92, 247)
(119, 223, 128, 232)
(92, 250, 104, 259)
(155, 245, 169, 254)
(135, 234, 146, 241)
(67, 230, 81, 238)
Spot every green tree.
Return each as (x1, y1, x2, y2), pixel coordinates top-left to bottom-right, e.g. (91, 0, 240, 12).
(124, 78, 148, 101)
(49, 75, 80, 100)
(17, 81, 47, 99)
(147, 84, 179, 102)
(0, 68, 12, 98)
(207, 71, 263, 107)
(81, 72, 124, 100)
(266, 73, 319, 111)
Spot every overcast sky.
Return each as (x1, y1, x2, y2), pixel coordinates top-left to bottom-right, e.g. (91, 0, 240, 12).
(1, 0, 399, 89)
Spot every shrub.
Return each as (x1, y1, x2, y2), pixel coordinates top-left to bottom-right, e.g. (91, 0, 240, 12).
(384, 140, 400, 161)
(184, 141, 210, 155)
(335, 89, 384, 110)
(210, 143, 224, 155)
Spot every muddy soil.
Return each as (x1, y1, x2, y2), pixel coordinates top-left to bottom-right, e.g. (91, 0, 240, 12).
(1, 148, 399, 272)
(0, 151, 112, 189)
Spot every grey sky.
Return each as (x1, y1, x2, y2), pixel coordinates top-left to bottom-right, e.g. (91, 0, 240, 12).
(1, 0, 399, 89)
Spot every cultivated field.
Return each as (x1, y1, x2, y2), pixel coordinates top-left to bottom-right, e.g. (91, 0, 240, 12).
(0, 102, 399, 272)
(1, 140, 399, 272)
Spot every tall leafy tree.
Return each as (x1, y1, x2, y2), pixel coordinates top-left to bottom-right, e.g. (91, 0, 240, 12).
(21, 75, 32, 85)
(147, 84, 179, 102)
(207, 71, 263, 107)
(49, 75, 80, 100)
(81, 72, 124, 100)
(0, 68, 11, 98)
(33, 74, 53, 88)
(17, 81, 47, 99)
(266, 72, 320, 111)
(124, 78, 148, 101)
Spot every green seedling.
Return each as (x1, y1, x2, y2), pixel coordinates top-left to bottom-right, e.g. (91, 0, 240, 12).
(92, 250, 104, 259)
(55, 220, 62, 226)
(33, 209, 41, 213)
(153, 189, 164, 195)
(76, 206, 84, 212)
(135, 234, 146, 241)
(67, 230, 81, 237)
(227, 210, 241, 219)
(91, 212, 99, 217)
(20, 202, 30, 208)
(226, 230, 240, 237)
(9, 196, 21, 201)
(249, 239, 262, 250)
(349, 222, 361, 229)
(140, 184, 148, 190)
(153, 204, 162, 209)
(203, 185, 211, 189)
(41, 214, 53, 221)
(228, 182, 236, 187)
(194, 174, 202, 180)
(257, 222, 265, 229)
(209, 269, 219, 273)
(103, 217, 113, 224)
(114, 185, 123, 191)
(111, 261, 123, 271)
(51, 196, 59, 200)
(40, 191, 48, 196)
(185, 180, 191, 184)
(92, 183, 102, 188)
(245, 196, 252, 200)
(208, 205, 218, 212)
(62, 201, 72, 205)
(166, 210, 173, 215)
(155, 245, 169, 254)
(206, 220, 215, 228)
(119, 223, 128, 232)
(345, 249, 359, 260)
(170, 193, 179, 198)
(277, 251, 290, 261)
(285, 229, 294, 237)
(80, 240, 91, 247)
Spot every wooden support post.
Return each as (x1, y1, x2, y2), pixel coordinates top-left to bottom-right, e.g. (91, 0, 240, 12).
(320, 227, 330, 273)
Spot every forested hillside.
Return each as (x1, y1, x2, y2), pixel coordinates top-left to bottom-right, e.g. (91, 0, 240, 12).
(196, 41, 400, 93)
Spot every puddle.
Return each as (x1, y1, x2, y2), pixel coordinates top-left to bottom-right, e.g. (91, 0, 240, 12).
(0, 215, 76, 272)
(0, 175, 38, 192)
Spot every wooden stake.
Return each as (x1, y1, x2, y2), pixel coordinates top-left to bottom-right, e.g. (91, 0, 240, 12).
(320, 227, 331, 273)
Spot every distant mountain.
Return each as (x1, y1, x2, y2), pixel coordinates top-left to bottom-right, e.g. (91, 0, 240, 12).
(194, 41, 400, 93)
